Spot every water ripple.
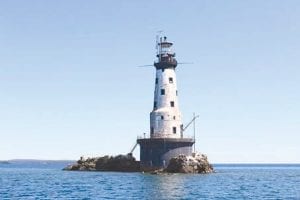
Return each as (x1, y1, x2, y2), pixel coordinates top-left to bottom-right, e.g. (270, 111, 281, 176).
(0, 166, 300, 199)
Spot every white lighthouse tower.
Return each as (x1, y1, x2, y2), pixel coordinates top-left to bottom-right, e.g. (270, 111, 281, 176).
(137, 36, 194, 170)
(150, 36, 183, 138)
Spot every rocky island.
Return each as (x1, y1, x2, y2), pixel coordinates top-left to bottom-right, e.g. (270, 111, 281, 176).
(63, 37, 215, 175)
(63, 153, 213, 174)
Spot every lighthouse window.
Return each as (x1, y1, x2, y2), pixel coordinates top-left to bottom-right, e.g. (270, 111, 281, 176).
(173, 116, 176, 120)
(155, 78, 158, 84)
(151, 127, 154, 135)
(170, 101, 175, 107)
(161, 89, 165, 95)
(154, 101, 157, 108)
(176, 90, 178, 96)
(173, 127, 177, 134)
(169, 77, 173, 83)
(161, 116, 164, 120)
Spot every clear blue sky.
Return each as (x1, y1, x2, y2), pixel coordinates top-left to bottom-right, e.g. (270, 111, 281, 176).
(1, 0, 299, 163)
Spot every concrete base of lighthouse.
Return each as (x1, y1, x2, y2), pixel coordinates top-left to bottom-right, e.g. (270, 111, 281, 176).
(137, 138, 194, 171)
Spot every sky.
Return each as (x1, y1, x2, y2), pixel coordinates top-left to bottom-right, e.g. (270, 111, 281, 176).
(0, 0, 299, 163)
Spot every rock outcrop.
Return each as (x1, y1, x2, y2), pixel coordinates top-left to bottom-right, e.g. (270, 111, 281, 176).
(95, 154, 140, 172)
(164, 153, 214, 173)
(64, 153, 213, 174)
(63, 157, 97, 171)
(63, 154, 140, 172)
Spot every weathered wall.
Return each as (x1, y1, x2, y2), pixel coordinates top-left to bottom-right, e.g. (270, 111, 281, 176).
(138, 138, 194, 169)
(150, 68, 182, 138)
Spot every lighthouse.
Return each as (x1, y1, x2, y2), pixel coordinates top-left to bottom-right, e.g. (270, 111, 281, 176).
(137, 36, 194, 170)
(150, 36, 182, 139)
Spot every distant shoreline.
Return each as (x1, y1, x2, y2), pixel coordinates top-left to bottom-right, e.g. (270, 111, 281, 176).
(1, 159, 76, 162)
(1, 160, 300, 166)
(0, 160, 75, 165)
(0, 161, 10, 164)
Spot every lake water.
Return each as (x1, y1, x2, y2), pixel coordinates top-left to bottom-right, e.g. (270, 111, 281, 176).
(1, 162, 300, 199)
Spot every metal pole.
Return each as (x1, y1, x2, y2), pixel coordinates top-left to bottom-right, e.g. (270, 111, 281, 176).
(193, 113, 196, 153)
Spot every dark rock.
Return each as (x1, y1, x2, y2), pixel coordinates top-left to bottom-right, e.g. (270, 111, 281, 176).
(95, 154, 140, 172)
(63, 154, 140, 172)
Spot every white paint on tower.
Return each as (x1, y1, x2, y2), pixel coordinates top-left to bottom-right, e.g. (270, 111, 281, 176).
(150, 36, 183, 139)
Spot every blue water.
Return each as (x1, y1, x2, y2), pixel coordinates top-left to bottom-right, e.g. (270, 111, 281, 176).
(1, 162, 300, 199)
